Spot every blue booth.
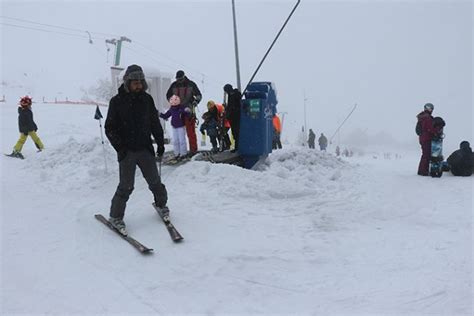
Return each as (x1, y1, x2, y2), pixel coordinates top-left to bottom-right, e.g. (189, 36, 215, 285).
(239, 82, 278, 169)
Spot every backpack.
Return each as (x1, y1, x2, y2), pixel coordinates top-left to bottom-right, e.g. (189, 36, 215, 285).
(415, 121, 422, 136)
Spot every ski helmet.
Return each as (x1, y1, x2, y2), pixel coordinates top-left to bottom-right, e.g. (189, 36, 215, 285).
(424, 103, 434, 111)
(19, 96, 32, 107)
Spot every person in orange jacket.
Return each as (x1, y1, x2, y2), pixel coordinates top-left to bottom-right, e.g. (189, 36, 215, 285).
(272, 114, 282, 149)
(207, 100, 231, 151)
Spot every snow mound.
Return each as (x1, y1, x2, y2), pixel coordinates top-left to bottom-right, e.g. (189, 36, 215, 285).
(21, 137, 115, 192)
(168, 147, 354, 202)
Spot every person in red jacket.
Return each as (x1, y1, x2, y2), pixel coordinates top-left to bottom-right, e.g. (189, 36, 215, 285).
(416, 103, 442, 176)
(166, 70, 202, 156)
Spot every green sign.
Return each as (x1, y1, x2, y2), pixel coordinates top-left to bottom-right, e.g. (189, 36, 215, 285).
(249, 99, 260, 119)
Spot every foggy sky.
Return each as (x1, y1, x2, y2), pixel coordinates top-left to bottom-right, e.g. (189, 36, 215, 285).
(1, 0, 472, 152)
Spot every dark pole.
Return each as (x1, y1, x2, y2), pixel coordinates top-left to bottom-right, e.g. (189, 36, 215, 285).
(329, 103, 358, 143)
(241, 0, 301, 97)
(231, 0, 242, 91)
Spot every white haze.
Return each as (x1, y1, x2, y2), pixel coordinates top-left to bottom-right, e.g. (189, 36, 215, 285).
(1, 0, 472, 154)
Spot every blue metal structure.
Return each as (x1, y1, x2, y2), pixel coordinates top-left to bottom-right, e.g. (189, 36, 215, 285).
(239, 82, 278, 168)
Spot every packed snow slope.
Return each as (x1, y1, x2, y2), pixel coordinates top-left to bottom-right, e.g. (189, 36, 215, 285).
(1, 103, 472, 315)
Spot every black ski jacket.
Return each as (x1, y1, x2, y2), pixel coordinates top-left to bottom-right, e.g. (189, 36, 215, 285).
(166, 77, 202, 107)
(105, 84, 164, 161)
(225, 88, 242, 120)
(18, 106, 38, 135)
(447, 143, 473, 176)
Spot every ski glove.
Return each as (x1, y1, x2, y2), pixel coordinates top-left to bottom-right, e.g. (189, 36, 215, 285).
(157, 144, 165, 157)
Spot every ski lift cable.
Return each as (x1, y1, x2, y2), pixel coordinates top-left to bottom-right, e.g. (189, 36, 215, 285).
(133, 40, 223, 86)
(0, 15, 121, 38)
(123, 45, 223, 91)
(0, 22, 105, 40)
(329, 103, 358, 143)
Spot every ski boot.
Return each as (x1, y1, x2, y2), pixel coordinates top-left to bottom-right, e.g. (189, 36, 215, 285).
(108, 217, 127, 236)
(8, 151, 25, 159)
(153, 203, 170, 219)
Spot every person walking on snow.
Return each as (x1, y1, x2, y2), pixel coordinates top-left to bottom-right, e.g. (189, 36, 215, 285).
(105, 64, 168, 235)
(166, 70, 202, 156)
(160, 95, 190, 160)
(9, 96, 44, 159)
(416, 103, 442, 176)
(308, 129, 316, 149)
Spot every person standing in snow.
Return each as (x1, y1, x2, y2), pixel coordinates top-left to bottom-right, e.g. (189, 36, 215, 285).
(318, 133, 328, 151)
(416, 103, 442, 176)
(105, 64, 168, 235)
(166, 70, 202, 156)
(200, 111, 219, 153)
(9, 96, 44, 159)
(272, 114, 282, 149)
(308, 129, 316, 149)
(207, 100, 231, 151)
(447, 141, 473, 176)
(223, 84, 242, 152)
(160, 95, 190, 160)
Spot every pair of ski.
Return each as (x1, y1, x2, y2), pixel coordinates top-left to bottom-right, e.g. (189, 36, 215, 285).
(95, 203, 183, 254)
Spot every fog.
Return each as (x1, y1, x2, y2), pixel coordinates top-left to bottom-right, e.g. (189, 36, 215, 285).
(2, 0, 472, 152)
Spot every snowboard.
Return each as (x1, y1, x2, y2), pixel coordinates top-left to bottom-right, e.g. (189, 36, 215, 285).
(430, 138, 443, 178)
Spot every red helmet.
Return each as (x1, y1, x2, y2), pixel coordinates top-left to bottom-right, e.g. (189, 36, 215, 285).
(20, 96, 32, 107)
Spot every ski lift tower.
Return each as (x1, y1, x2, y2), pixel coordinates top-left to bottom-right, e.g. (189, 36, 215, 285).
(106, 36, 132, 67)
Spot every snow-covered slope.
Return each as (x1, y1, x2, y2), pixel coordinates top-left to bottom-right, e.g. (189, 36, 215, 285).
(1, 102, 472, 315)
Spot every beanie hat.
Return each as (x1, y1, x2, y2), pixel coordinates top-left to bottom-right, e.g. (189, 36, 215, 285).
(223, 84, 233, 93)
(123, 64, 148, 91)
(176, 70, 185, 79)
(124, 64, 145, 81)
(460, 141, 470, 150)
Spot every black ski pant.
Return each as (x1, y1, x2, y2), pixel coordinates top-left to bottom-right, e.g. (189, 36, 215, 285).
(229, 115, 240, 150)
(110, 149, 167, 219)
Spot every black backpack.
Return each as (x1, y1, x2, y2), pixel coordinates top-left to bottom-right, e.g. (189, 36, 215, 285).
(415, 121, 422, 136)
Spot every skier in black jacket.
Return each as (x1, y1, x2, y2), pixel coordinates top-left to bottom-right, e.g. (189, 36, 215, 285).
(223, 84, 242, 152)
(105, 64, 168, 235)
(447, 141, 473, 176)
(9, 96, 44, 159)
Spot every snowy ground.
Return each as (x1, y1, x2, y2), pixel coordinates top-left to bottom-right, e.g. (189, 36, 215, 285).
(1, 102, 472, 315)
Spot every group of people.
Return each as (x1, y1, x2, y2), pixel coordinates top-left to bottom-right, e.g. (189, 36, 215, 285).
(416, 102, 473, 177)
(10, 65, 472, 235)
(104, 65, 242, 234)
(308, 129, 327, 151)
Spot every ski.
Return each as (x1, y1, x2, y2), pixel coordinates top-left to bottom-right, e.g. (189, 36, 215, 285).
(94, 214, 153, 254)
(152, 204, 184, 242)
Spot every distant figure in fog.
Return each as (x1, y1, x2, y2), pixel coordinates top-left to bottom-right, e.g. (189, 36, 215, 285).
(308, 129, 315, 149)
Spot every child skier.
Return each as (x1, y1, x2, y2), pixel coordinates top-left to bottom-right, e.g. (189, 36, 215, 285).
(160, 95, 190, 160)
(200, 111, 219, 152)
(9, 96, 44, 159)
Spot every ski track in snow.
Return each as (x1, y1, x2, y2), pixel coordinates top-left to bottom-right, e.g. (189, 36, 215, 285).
(1, 103, 472, 315)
